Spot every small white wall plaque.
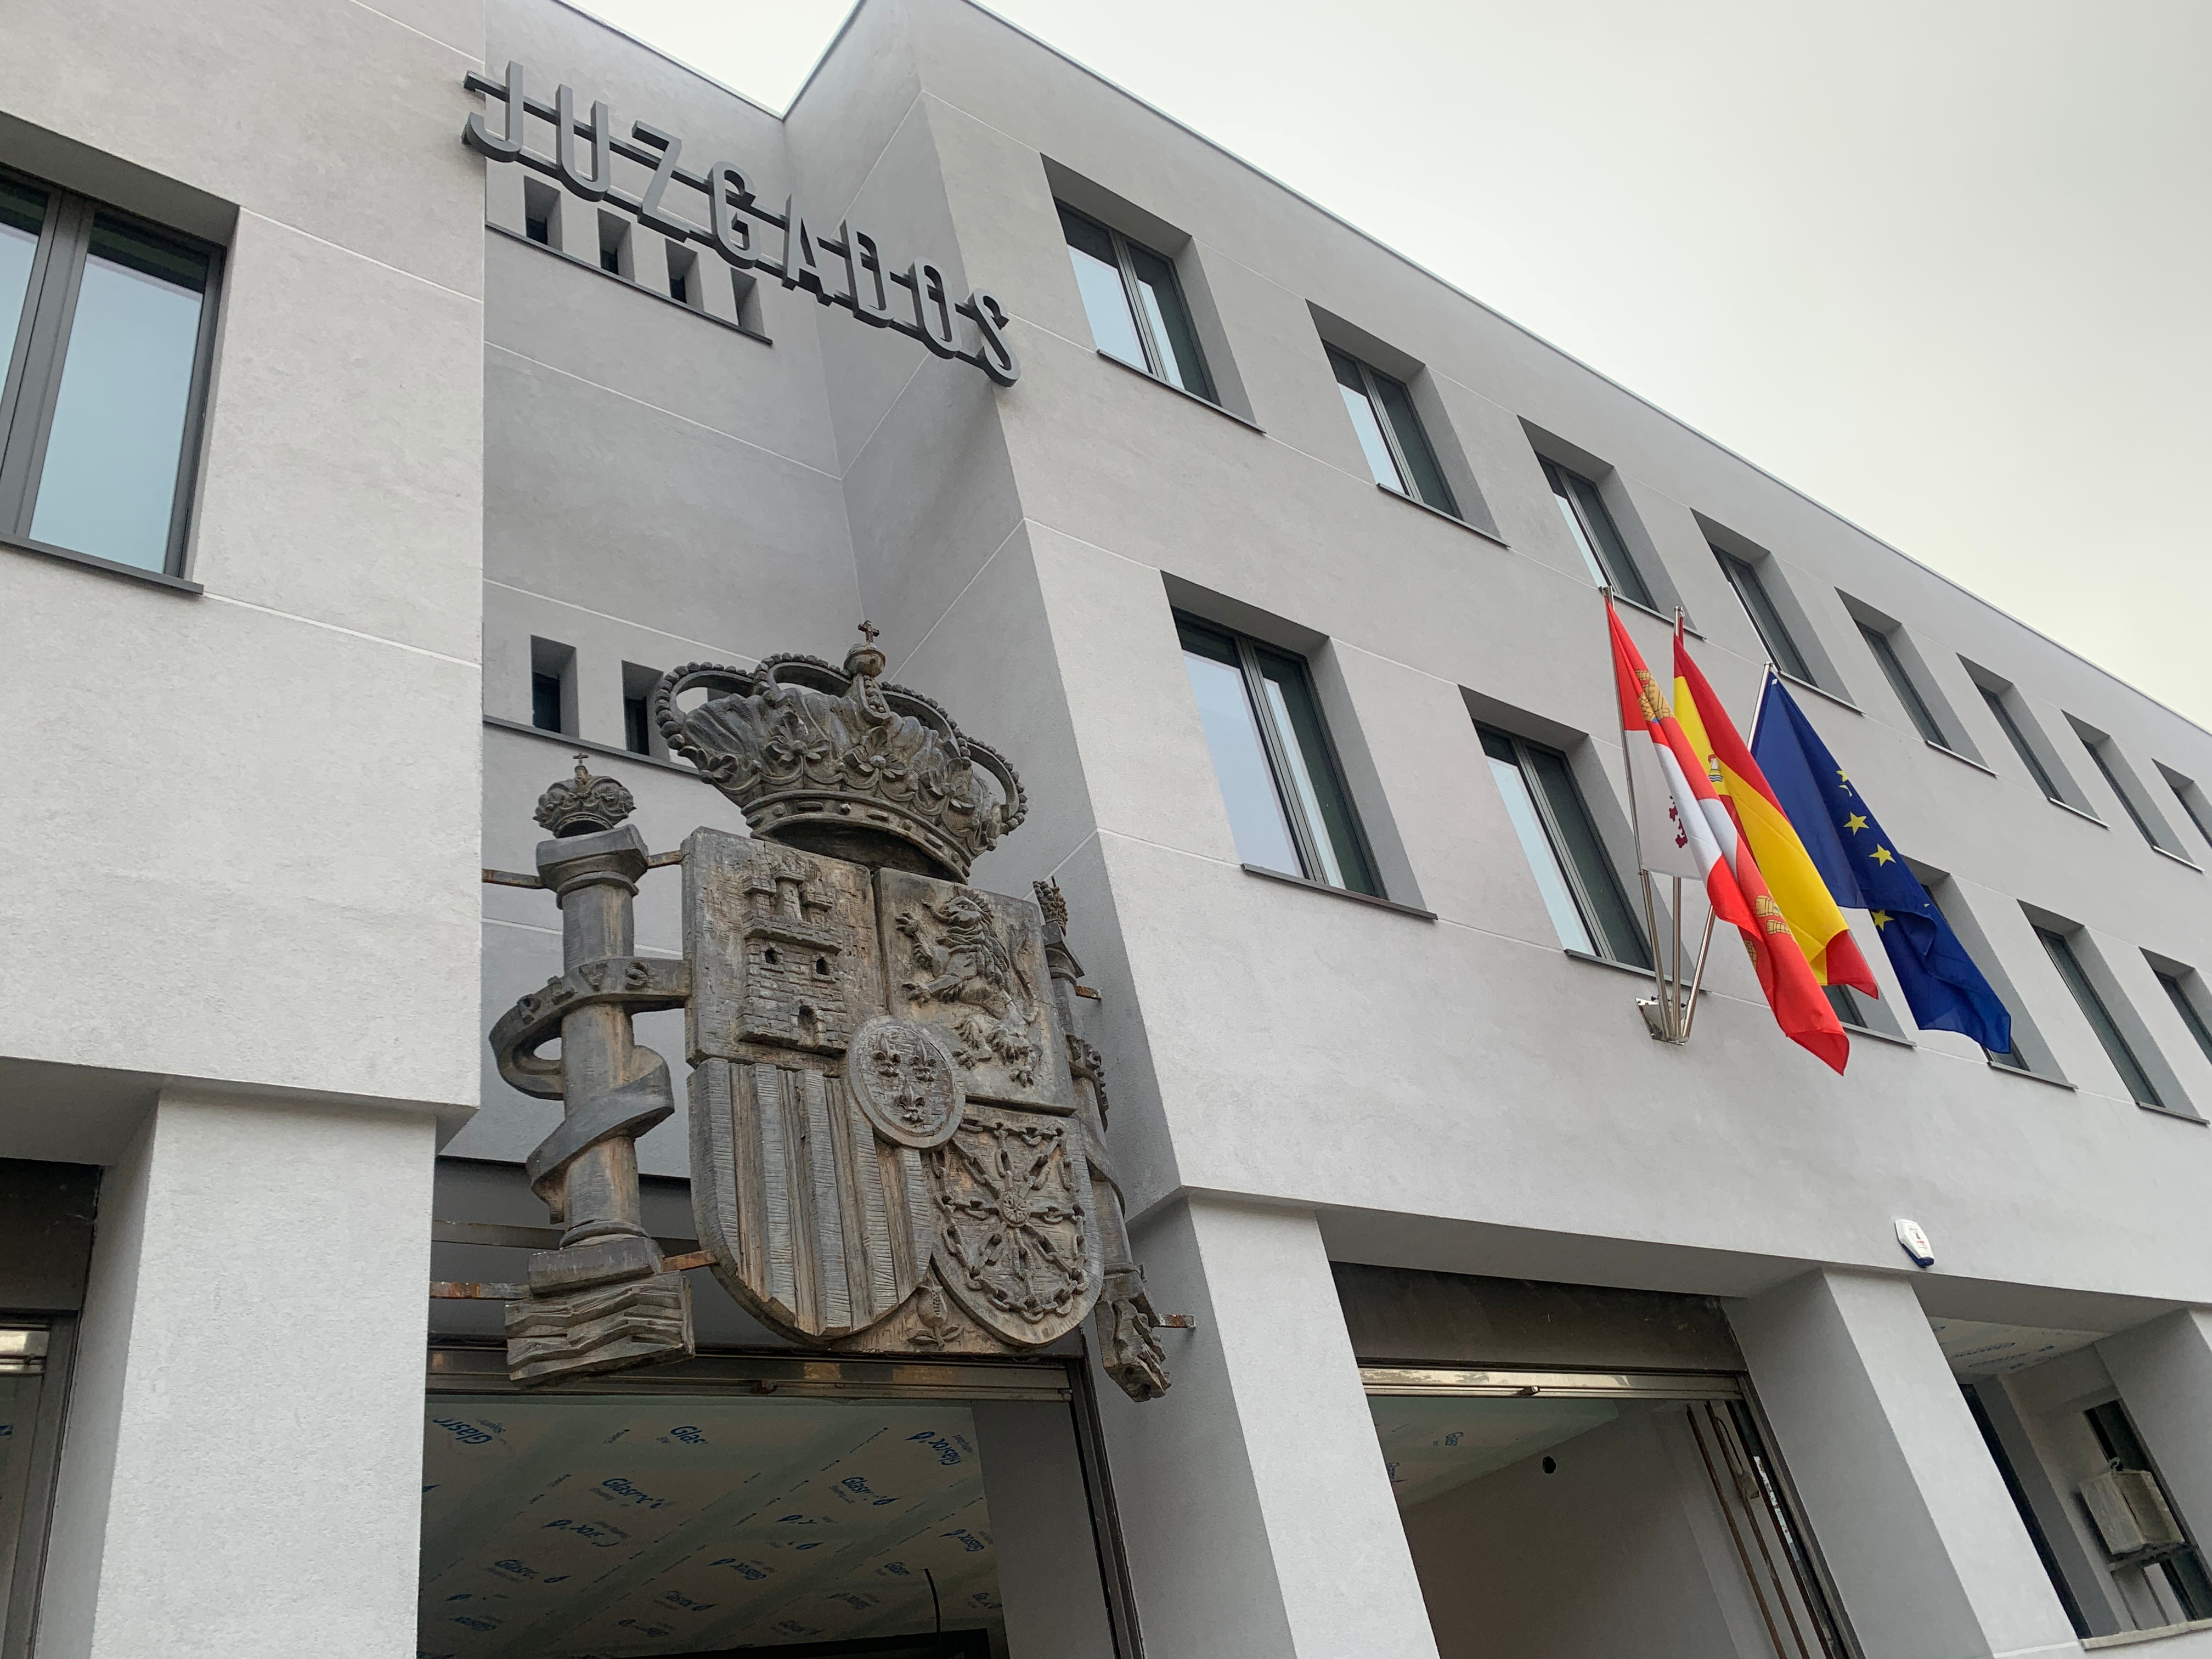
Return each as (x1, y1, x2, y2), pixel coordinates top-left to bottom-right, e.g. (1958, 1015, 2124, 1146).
(1895, 1218, 1936, 1268)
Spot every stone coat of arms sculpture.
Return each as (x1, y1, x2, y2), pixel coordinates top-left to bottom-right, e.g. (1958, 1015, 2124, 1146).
(489, 630, 1169, 1402)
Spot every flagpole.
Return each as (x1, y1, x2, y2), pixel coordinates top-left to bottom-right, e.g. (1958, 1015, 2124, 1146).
(1611, 586, 1679, 1039)
(1671, 874, 1685, 1029)
(1681, 911, 1717, 1037)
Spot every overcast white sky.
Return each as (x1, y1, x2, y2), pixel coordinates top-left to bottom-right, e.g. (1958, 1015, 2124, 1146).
(578, 0, 2212, 727)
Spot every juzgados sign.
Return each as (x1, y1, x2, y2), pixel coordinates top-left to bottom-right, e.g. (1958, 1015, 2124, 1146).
(463, 63, 1020, 386)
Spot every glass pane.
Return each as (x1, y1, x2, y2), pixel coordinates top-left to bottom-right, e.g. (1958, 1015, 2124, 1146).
(2157, 971, 2212, 1067)
(1257, 647, 1380, 895)
(1716, 549, 1814, 683)
(1373, 370, 1457, 516)
(1544, 461, 1610, 588)
(1485, 743, 1594, 955)
(1559, 466, 1654, 608)
(1526, 744, 1649, 969)
(1058, 205, 1147, 371)
(1329, 357, 1403, 493)
(2083, 737, 2160, 847)
(29, 213, 208, 571)
(2038, 927, 2163, 1108)
(0, 1369, 30, 1639)
(1980, 685, 2061, 800)
(1180, 630, 1302, 877)
(1861, 624, 1946, 744)
(1126, 241, 1214, 401)
(0, 176, 47, 356)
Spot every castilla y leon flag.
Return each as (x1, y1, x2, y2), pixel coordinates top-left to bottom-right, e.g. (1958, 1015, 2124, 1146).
(1669, 623, 1880, 998)
(1607, 600, 1847, 1072)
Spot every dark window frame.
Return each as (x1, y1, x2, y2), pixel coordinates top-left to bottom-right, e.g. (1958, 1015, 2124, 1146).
(1858, 620, 1947, 745)
(1541, 458, 1651, 607)
(1176, 613, 1381, 898)
(1057, 202, 1216, 404)
(2076, 727, 2163, 850)
(0, 162, 224, 582)
(1976, 680, 2065, 802)
(1712, 546, 1814, 684)
(2152, 964, 2212, 1069)
(2035, 924, 2164, 1109)
(1330, 345, 1459, 518)
(1477, 723, 1650, 969)
(2159, 766, 2212, 853)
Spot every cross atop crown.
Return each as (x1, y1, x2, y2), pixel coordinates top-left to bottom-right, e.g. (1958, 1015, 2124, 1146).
(856, 619, 880, 646)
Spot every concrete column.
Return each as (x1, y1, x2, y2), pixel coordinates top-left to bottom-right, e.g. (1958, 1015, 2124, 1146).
(1093, 1195, 1438, 1659)
(1730, 1269, 2080, 1659)
(971, 1400, 1116, 1659)
(36, 1086, 438, 1659)
(2098, 1309, 2212, 1547)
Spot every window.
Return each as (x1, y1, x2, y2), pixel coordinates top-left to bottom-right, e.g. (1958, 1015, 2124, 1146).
(596, 210, 628, 277)
(2159, 765, 2212, 853)
(1177, 615, 1378, 895)
(1541, 460, 1651, 607)
(522, 178, 558, 247)
(622, 661, 662, 757)
(2072, 723, 2164, 849)
(666, 245, 695, 307)
(2152, 966, 2212, 1069)
(1858, 622, 1946, 744)
(1057, 203, 1214, 400)
(1479, 725, 1648, 967)
(1331, 347, 1457, 516)
(530, 637, 575, 736)
(0, 167, 222, 577)
(2036, 925, 2163, 1108)
(1712, 548, 1814, 683)
(1976, 680, 2064, 802)
(2084, 1401, 2212, 1621)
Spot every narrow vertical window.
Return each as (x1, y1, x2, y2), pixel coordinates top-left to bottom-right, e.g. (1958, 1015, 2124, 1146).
(1329, 347, 1457, 516)
(622, 662, 662, 757)
(1542, 460, 1650, 606)
(1977, 681, 2063, 802)
(1178, 616, 1378, 896)
(2159, 765, 2212, 854)
(522, 178, 558, 248)
(2152, 967, 2212, 1068)
(1479, 726, 1648, 967)
(1057, 204, 1214, 400)
(1712, 548, 1814, 684)
(597, 212, 628, 277)
(530, 638, 575, 737)
(1858, 622, 1946, 744)
(0, 172, 222, 579)
(2074, 726, 2162, 848)
(2036, 925, 2163, 1108)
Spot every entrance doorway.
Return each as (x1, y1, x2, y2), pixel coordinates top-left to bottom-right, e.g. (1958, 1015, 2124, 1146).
(419, 1347, 1125, 1658)
(1367, 1367, 1853, 1659)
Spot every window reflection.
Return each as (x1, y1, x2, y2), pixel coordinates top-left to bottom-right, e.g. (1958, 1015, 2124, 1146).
(0, 179, 44, 341)
(29, 215, 208, 571)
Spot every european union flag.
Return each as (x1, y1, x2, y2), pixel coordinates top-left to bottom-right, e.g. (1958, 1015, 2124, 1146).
(1749, 671, 2013, 1053)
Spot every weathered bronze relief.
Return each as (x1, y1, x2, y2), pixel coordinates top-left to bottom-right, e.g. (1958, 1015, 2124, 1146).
(489, 631, 1167, 1402)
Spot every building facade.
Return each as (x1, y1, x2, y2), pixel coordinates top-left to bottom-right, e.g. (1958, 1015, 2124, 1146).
(4, 1, 2211, 1656)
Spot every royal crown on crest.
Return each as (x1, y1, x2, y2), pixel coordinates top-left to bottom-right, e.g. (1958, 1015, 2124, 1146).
(651, 625, 1026, 881)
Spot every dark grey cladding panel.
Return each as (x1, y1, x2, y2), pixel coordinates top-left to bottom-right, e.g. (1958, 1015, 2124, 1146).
(0, 1159, 101, 1313)
(1332, 1262, 1743, 1373)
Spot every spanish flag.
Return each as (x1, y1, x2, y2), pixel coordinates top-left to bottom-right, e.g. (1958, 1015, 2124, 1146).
(1610, 601, 1847, 1072)
(1671, 623, 1879, 998)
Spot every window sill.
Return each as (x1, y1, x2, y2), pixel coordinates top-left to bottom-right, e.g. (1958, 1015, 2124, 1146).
(2045, 795, 2107, 829)
(1372, 482, 1512, 550)
(490, 223, 774, 345)
(1924, 740, 1997, 777)
(2148, 843, 2202, 873)
(484, 714, 702, 777)
(1985, 1058, 2075, 1091)
(1607, 589, 1701, 639)
(0, 533, 203, 595)
(1562, 948, 1660, 980)
(1778, 671, 1860, 715)
(1240, 862, 1435, 920)
(1841, 1021, 1916, 1050)
(1093, 348, 1265, 432)
(2138, 1100, 2208, 1126)
(2085, 1616, 2212, 1650)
